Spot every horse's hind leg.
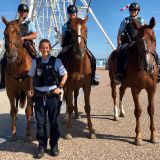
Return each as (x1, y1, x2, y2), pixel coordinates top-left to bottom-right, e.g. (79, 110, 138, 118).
(111, 81, 119, 121)
(7, 93, 17, 140)
(25, 96, 33, 141)
(119, 85, 126, 117)
(65, 88, 74, 139)
(74, 89, 80, 119)
(83, 84, 96, 139)
(146, 87, 157, 143)
(131, 88, 142, 145)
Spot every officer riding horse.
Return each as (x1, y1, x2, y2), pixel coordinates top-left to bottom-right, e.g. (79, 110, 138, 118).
(108, 17, 158, 145)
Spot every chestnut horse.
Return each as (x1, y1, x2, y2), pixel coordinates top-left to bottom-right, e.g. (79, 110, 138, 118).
(63, 16, 96, 139)
(2, 17, 33, 140)
(108, 17, 158, 145)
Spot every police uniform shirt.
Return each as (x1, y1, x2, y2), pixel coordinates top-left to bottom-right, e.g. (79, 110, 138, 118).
(21, 18, 36, 33)
(62, 19, 71, 38)
(28, 55, 67, 92)
(119, 16, 145, 35)
(62, 22, 68, 38)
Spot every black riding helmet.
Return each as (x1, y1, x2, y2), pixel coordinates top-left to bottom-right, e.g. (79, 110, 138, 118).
(129, 3, 140, 11)
(18, 4, 29, 12)
(67, 5, 78, 14)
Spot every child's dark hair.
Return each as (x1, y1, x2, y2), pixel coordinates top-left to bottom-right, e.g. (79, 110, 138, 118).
(39, 39, 52, 49)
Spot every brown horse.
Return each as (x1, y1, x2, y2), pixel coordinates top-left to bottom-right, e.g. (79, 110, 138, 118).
(108, 17, 158, 145)
(63, 16, 96, 139)
(2, 17, 33, 140)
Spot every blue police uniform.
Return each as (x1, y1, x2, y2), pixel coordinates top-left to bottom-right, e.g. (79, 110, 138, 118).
(116, 16, 145, 81)
(119, 16, 145, 47)
(119, 16, 145, 35)
(22, 18, 36, 33)
(28, 55, 67, 149)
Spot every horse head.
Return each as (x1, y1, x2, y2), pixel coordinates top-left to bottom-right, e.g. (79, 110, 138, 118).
(133, 17, 156, 72)
(70, 16, 88, 59)
(2, 16, 23, 63)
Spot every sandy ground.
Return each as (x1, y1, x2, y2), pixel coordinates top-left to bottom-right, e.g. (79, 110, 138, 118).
(0, 69, 160, 160)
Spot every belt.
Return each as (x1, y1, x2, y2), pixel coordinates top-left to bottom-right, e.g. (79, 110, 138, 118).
(34, 89, 54, 97)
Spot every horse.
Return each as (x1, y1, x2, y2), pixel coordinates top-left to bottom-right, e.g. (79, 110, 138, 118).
(108, 17, 158, 145)
(63, 16, 96, 139)
(2, 16, 33, 140)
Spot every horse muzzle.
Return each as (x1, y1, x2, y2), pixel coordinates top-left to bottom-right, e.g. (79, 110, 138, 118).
(5, 51, 18, 63)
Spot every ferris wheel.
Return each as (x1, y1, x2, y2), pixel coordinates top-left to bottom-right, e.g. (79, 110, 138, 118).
(20, 0, 115, 56)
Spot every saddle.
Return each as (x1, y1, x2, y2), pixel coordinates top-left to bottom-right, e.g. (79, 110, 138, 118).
(115, 42, 136, 79)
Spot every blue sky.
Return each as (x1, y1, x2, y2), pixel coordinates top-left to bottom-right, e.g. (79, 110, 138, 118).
(0, 0, 160, 58)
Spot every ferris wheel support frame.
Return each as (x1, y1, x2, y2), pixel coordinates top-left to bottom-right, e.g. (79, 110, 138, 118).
(81, 0, 116, 50)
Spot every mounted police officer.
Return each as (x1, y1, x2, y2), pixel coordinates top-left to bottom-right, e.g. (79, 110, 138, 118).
(116, 2, 145, 82)
(58, 4, 99, 86)
(0, 3, 37, 88)
(28, 39, 68, 158)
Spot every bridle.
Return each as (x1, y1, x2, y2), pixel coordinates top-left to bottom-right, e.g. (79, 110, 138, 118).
(4, 25, 24, 63)
(4, 23, 29, 81)
(70, 27, 87, 55)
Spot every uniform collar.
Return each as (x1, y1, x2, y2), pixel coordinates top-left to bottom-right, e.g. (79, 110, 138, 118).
(129, 15, 138, 19)
(17, 17, 30, 24)
(41, 54, 51, 63)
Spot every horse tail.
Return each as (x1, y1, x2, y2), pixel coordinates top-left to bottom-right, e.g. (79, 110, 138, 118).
(108, 50, 116, 70)
(108, 50, 118, 81)
(19, 91, 26, 108)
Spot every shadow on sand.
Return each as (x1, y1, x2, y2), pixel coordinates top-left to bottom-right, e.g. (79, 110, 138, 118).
(0, 112, 88, 155)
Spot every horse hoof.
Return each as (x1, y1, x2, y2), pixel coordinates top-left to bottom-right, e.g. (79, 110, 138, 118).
(90, 133, 96, 139)
(65, 133, 72, 140)
(114, 116, 119, 121)
(25, 136, 33, 142)
(9, 135, 18, 141)
(135, 138, 142, 146)
(119, 112, 125, 117)
(150, 137, 158, 143)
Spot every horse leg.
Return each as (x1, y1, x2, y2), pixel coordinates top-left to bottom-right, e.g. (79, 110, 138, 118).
(65, 88, 74, 140)
(74, 89, 80, 119)
(25, 96, 33, 141)
(146, 87, 157, 143)
(131, 88, 142, 145)
(82, 84, 96, 139)
(119, 85, 126, 117)
(15, 96, 19, 120)
(7, 93, 17, 140)
(111, 81, 118, 121)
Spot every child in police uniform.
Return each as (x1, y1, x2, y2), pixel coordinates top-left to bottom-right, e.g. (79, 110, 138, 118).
(28, 39, 67, 158)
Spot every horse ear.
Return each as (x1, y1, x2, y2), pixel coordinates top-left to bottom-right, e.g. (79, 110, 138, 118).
(2, 16, 8, 25)
(132, 20, 141, 31)
(149, 17, 155, 29)
(83, 15, 88, 24)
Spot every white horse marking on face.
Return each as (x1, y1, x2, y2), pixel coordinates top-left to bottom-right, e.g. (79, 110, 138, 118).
(77, 24, 82, 44)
